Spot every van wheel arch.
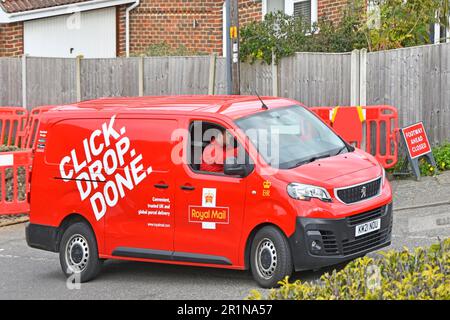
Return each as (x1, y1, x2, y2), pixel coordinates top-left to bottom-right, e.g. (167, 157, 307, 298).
(57, 214, 96, 252)
(244, 223, 289, 270)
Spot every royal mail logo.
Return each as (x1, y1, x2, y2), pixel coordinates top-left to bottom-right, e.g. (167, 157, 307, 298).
(59, 115, 152, 221)
(189, 206, 230, 224)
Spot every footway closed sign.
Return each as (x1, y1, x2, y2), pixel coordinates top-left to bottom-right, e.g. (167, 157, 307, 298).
(401, 122, 432, 159)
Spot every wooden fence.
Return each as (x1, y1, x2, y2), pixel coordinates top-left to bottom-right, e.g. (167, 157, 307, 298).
(0, 42, 449, 145)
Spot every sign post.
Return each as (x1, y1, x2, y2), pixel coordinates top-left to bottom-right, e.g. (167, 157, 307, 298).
(397, 122, 436, 180)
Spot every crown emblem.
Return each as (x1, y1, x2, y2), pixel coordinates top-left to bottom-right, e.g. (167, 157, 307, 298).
(204, 193, 214, 203)
(263, 180, 271, 189)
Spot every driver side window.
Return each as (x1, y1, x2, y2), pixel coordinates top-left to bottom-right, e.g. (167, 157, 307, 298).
(188, 120, 248, 176)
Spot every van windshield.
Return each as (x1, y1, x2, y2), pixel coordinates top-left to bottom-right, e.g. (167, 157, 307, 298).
(235, 105, 349, 169)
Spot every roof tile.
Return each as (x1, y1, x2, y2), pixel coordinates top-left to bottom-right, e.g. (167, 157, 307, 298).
(0, 0, 92, 14)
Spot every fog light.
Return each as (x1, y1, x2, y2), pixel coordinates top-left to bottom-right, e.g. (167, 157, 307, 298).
(311, 240, 322, 253)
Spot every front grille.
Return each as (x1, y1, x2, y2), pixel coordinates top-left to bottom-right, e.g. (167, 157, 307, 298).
(347, 206, 385, 227)
(320, 230, 339, 255)
(312, 206, 392, 257)
(342, 228, 391, 255)
(336, 178, 381, 204)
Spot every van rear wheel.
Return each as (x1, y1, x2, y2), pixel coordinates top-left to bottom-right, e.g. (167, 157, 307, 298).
(250, 226, 293, 288)
(59, 222, 102, 283)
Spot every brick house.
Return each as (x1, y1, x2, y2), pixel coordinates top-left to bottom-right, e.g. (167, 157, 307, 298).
(0, 0, 350, 58)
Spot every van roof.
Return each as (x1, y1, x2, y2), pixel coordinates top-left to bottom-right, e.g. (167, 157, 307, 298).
(48, 95, 301, 120)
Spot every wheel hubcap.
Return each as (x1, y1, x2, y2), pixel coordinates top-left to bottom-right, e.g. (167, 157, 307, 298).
(65, 234, 89, 273)
(255, 238, 277, 280)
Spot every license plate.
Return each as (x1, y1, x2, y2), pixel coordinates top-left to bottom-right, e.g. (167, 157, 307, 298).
(355, 218, 381, 237)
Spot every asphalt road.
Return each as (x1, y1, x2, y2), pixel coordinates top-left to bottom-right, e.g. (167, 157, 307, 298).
(1, 199, 449, 300)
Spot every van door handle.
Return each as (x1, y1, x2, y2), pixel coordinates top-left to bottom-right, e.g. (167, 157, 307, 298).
(154, 183, 169, 189)
(180, 185, 195, 191)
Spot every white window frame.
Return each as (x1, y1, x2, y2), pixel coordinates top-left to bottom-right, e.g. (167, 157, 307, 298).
(446, 14, 450, 43)
(284, 0, 318, 25)
(433, 10, 450, 43)
(262, 0, 268, 17)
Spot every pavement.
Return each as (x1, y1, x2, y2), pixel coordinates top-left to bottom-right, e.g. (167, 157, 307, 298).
(0, 172, 449, 300)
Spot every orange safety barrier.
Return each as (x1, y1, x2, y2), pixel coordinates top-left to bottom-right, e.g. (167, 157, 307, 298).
(0, 107, 28, 148)
(0, 150, 33, 215)
(310, 105, 399, 169)
(0, 106, 52, 215)
(23, 106, 54, 150)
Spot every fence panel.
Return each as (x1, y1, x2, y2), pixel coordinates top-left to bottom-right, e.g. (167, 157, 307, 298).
(240, 61, 273, 96)
(0, 58, 22, 107)
(81, 57, 140, 100)
(0, 46, 447, 148)
(280, 52, 352, 107)
(26, 57, 77, 109)
(144, 56, 210, 95)
(367, 43, 450, 146)
(214, 57, 228, 95)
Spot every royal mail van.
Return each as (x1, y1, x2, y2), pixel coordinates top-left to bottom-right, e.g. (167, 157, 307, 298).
(26, 95, 393, 288)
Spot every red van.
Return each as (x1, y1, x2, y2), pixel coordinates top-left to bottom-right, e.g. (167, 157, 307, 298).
(26, 95, 393, 288)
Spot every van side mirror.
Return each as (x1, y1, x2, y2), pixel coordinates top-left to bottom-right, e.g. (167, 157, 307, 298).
(224, 157, 252, 177)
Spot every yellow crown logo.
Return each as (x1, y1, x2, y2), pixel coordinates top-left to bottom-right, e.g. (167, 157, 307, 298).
(263, 180, 271, 189)
(205, 194, 214, 203)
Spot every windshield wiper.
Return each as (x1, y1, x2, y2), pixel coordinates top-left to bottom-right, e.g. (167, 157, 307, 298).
(294, 153, 331, 167)
(334, 145, 348, 156)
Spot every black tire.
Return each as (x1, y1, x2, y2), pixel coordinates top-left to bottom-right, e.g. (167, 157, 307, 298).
(250, 226, 293, 288)
(59, 222, 102, 283)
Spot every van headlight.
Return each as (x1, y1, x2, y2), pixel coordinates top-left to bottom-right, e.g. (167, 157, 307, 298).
(287, 183, 332, 202)
(381, 167, 386, 186)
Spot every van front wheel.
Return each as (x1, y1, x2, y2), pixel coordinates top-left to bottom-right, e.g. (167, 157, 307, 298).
(59, 222, 102, 283)
(250, 226, 293, 288)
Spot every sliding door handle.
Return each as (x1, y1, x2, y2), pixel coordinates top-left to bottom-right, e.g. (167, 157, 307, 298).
(154, 183, 169, 189)
(180, 185, 195, 191)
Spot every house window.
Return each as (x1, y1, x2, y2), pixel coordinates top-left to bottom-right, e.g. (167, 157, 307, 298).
(286, 0, 317, 27)
(293, 0, 312, 26)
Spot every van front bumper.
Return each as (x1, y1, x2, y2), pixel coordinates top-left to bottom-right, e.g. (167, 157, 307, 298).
(288, 203, 393, 271)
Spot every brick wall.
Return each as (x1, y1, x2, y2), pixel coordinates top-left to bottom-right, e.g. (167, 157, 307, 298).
(117, 5, 126, 56)
(125, 0, 262, 56)
(318, 0, 349, 23)
(239, 0, 262, 26)
(0, 22, 23, 57)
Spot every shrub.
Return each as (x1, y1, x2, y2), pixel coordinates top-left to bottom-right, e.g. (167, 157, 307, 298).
(247, 238, 450, 300)
(420, 142, 450, 176)
(140, 42, 207, 57)
(0, 145, 22, 152)
(240, 0, 448, 63)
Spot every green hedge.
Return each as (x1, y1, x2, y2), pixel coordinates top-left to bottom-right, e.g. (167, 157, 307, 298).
(248, 238, 450, 300)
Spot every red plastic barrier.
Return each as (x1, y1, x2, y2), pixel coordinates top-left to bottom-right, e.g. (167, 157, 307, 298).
(0, 150, 32, 215)
(23, 106, 53, 150)
(0, 106, 52, 215)
(0, 107, 28, 148)
(310, 105, 399, 169)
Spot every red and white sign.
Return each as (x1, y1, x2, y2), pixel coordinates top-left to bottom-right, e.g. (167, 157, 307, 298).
(401, 122, 432, 159)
